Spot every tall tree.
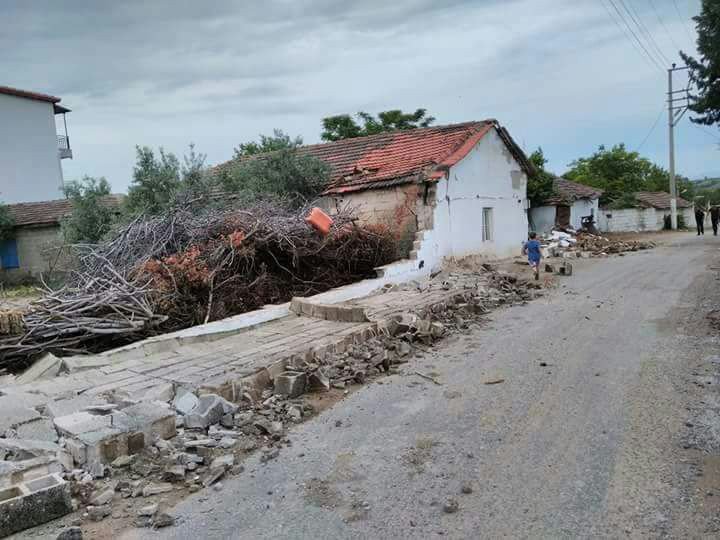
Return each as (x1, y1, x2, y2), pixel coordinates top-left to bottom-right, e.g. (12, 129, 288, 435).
(681, 0, 720, 127)
(565, 144, 694, 205)
(527, 148, 556, 207)
(61, 176, 115, 244)
(321, 109, 435, 141)
(234, 129, 302, 158)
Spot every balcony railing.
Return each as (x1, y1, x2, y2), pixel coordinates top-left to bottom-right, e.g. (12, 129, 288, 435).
(58, 135, 73, 159)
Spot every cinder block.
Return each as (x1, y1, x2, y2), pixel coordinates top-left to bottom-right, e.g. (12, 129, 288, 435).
(274, 371, 307, 398)
(0, 473, 72, 537)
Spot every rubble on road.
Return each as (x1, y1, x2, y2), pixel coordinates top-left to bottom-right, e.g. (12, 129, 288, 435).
(0, 265, 540, 536)
(539, 229, 655, 259)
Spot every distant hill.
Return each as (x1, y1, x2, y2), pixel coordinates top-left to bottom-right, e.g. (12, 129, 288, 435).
(694, 177, 720, 190)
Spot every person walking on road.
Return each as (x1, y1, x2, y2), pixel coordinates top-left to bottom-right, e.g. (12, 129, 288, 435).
(711, 205, 719, 236)
(522, 232, 542, 280)
(695, 207, 705, 236)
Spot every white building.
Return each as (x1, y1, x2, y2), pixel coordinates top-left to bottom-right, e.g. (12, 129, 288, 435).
(529, 178, 602, 233)
(0, 85, 72, 204)
(597, 192, 694, 232)
(218, 120, 533, 269)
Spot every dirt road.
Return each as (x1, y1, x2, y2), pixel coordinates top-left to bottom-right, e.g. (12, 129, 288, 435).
(134, 232, 720, 539)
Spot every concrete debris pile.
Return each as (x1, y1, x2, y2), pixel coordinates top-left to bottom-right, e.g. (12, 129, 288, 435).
(0, 202, 395, 372)
(541, 230, 655, 259)
(0, 266, 539, 536)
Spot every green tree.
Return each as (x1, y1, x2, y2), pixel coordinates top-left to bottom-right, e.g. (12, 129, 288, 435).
(61, 176, 115, 244)
(681, 0, 720, 127)
(565, 144, 694, 205)
(527, 148, 556, 206)
(234, 129, 302, 158)
(321, 108, 435, 141)
(125, 144, 209, 214)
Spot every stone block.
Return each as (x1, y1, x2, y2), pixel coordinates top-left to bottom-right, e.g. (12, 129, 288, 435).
(0, 456, 62, 489)
(172, 391, 199, 415)
(273, 371, 307, 398)
(45, 395, 109, 419)
(114, 401, 177, 443)
(53, 411, 112, 438)
(0, 439, 61, 460)
(0, 473, 72, 537)
(61, 355, 111, 373)
(74, 427, 129, 465)
(0, 396, 41, 435)
(15, 352, 62, 385)
(15, 418, 59, 443)
(185, 395, 225, 429)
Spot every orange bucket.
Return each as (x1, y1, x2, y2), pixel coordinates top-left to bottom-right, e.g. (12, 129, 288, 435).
(305, 207, 333, 236)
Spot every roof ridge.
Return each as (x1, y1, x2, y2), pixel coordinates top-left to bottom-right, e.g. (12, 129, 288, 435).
(0, 85, 61, 104)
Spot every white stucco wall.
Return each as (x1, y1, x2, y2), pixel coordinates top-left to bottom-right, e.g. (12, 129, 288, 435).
(416, 129, 528, 268)
(0, 94, 64, 203)
(529, 206, 555, 233)
(598, 207, 696, 232)
(570, 198, 599, 230)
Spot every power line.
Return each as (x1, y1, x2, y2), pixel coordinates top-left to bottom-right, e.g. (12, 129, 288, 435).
(600, 0, 658, 74)
(635, 104, 665, 151)
(619, 0, 671, 65)
(603, 0, 665, 72)
(691, 122, 720, 142)
(647, 0, 682, 54)
(671, 0, 695, 42)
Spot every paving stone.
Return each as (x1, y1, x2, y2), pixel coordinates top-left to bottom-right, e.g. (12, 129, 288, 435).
(53, 412, 112, 437)
(0, 439, 61, 459)
(15, 418, 59, 443)
(45, 396, 109, 419)
(15, 353, 62, 385)
(0, 399, 41, 435)
(61, 356, 112, 373)
(113, 401, 176, 443)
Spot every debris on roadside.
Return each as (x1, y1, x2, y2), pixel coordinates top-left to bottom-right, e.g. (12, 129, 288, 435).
(539, 229, 655, 259)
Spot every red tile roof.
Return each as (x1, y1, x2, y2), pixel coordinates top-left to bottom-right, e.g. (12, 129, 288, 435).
(545, 177, 603, 204)
(217, 120, 533, 195)
(6, 195, 125, 228)
(0, 85, 61, 104)
(634, 191, 692, 209)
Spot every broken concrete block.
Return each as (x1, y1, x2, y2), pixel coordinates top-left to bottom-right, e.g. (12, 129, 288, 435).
(87, 504, 111, 521)
(152, 512, 175, 528)
(15, 352, 62, 385)
(15, 418, 59, 443)
(53, 411, 112, 438)
(45, 395, 109, 419)
(274, 371, 307, 398)
(89, 487, 114, 506)
(0, 456, 63, 489)
(210, 454, 234, 470)
(0, 439, 61, 460)
(185, 395, 225, 429)
(0, 473, 72, 537)
(202, 467, 225, 487)
(172, 391, 199, 415)
(558, 262, 573, 276)
(0, 399, 41, 435)
(73, 427, 129, 466)
(56, 526, 83, 540)
(162, 465, 185, 483)
(60, 355, 111, 373)
(138, 503, 158, 516)
(114, 401, 176, 443)
(141, 383, 175, 403)
(308, 368, 330, 391)
(142, 482, 173, 497)
(111, 454, 135, 468)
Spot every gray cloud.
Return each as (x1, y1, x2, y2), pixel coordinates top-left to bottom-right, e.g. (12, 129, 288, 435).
(1, 0, 714, 191)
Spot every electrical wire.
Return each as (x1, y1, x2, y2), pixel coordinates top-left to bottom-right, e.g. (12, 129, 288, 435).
(635, 104, 666, 151)
(602, 0, 665, 73)
(691, 122, 720, 142)
(671, 0, 696, 42)
(647, 0, 682, 54)
(619, 0, 671, 65)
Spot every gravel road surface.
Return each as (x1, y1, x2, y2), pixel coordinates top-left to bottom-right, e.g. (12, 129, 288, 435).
(127, 233, 720, 539)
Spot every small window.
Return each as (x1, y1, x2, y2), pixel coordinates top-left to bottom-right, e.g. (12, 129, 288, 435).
(0, 239, 19, 269)
(482, 208, 493, 242)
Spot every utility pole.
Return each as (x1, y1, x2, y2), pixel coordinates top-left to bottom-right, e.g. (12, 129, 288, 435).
(667, 63, 690, 230)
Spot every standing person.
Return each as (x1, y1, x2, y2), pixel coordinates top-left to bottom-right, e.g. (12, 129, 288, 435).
(695, 207, 705, 236)
(522, 232, 542, 280)
(711, 205, 719, 236)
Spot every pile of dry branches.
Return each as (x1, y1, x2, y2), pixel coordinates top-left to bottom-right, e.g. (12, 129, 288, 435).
(575, 233, 655, 254)
(0, 202, 396, 370)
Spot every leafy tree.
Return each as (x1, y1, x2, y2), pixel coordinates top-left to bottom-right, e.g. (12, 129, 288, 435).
(565, 144, 694, 205)
(681, 0, 720, 127)
(234, 129, 302, 158)
(61, 176, 115, 244)
(0, 204, 15, 242)
(321, 109, 435, 141)
(221, 131, 330, 203)
(125, 144, 209, 214)
(527, 148, 556, 206)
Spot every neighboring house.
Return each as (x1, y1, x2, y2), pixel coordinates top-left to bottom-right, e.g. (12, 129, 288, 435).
(0, 85, 72, 204)
(275, 120, 534, 268)
(597, 191, 694, 233)
(529, 178, 603, 233)
(0, 196, 123, 280)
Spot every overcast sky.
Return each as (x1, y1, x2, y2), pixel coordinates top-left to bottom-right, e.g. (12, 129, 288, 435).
(2, 0, 717, 192)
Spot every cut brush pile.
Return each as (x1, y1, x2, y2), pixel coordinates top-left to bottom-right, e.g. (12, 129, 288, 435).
(0, 202, 396, 370)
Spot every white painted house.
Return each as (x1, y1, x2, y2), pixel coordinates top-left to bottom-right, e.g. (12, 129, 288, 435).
(219, 120, 533, 270)
(529, 178, 602, 233)
(0, 85, 72, 204)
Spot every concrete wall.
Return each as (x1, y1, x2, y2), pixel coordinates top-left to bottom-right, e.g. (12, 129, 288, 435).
(0, 226, 61, 281)
(529, 206, 555, 233)
(570, 198, 599, 230)
(0, 94, 64, 204)
(597, 207, 695, 232)
(416, 128, 528, 267)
